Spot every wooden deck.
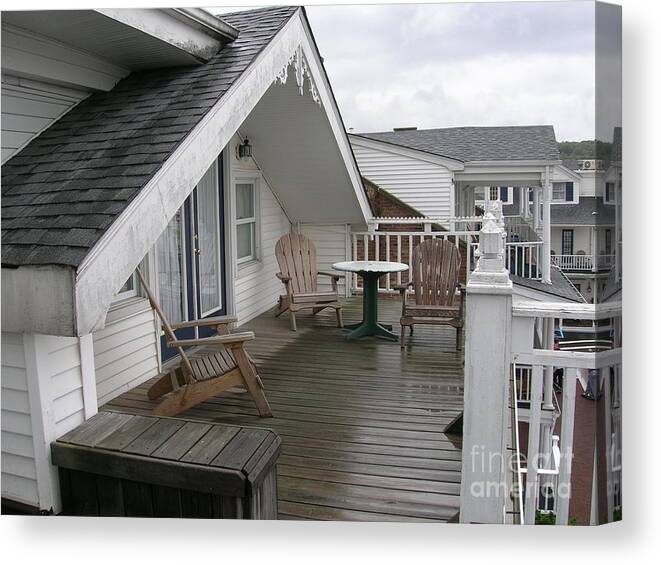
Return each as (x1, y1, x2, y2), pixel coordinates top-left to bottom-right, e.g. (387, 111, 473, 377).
(105, 296, 464, 522)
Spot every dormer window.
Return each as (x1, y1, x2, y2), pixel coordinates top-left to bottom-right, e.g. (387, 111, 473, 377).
(552, 182, 574, 202)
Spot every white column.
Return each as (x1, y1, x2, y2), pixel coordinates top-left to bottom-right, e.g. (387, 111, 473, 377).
(591, 226, 599, 273)
(542, 168, 552, 284)
(542, 317, 554, 409)
(460, 212, 513, 524)
(519, 187, 526, 217)
(532, 188, 540, 231)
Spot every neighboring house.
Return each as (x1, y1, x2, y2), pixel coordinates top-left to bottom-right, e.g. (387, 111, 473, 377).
(350, 126, 583, 303)
(0, 6, 370, 513)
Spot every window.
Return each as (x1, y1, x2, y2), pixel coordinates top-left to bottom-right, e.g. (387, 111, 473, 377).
(115, 271, 138, 300)
(236, 181, 258, 263)
(605, 229, 612, 255)
(553, 182, 574, 202)
(487, 186, 511, 204)
(605, 182, 615, 203)
(562, 229, 574, 255)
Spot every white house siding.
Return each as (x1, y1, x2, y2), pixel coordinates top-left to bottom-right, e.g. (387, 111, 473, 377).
(1, 332, 38, 507)
(1, 332, 89, 510)
(234, 179, 292, 324)
(351, 141, 454, 218)
(93, 298, 160, 406)
(300, 223, 349, 294)
(1, 75, 89, 163)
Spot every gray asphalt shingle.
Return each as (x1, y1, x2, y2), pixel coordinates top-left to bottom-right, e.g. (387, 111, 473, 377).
(354, 125, 560, 162)
(1, 6, 298, 268)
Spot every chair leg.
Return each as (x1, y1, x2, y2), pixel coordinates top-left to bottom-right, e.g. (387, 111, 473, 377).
(400, 323, 406, 348)
(289, 309, 297, 331)
(275, 297, 287, 317)
(232, 345, 272, 417)
(456, 327, 462, 351)
(336, 307, 344, 328)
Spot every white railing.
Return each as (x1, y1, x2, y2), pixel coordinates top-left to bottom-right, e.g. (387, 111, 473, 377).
(506, 241, 542, 280)
(504, 215, 540, 243)
(511, 301, 622, 525)
(552, 254, 616, 272)
(350, 229, 480, 290)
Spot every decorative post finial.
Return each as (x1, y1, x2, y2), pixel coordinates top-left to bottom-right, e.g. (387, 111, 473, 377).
(469, 211, 512, 288)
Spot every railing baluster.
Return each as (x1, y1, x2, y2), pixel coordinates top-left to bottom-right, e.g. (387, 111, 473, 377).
(396, 235, 402, 286)
(385, 234, 391, 291)
(352, 233, 358, 290)
(556, 367, 578, 525)
(524, 364, 544, 523)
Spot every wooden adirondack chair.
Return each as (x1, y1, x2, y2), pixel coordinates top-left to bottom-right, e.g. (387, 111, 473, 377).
(136, 269, 272, 418)
(396, 238, 465, 350)
(274, 233, 343, 331)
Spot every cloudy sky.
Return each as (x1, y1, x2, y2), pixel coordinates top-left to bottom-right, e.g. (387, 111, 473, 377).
(213, 1, 598, 141)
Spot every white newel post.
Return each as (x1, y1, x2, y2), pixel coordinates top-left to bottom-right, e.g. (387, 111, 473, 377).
(542, 167, 552, 284)
(460, 211, 513, 524)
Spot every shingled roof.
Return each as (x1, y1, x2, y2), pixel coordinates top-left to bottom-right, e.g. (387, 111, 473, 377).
(1, 6, 298, 268)
(551, 197, 616, 226)
(355, 125, 560, 163)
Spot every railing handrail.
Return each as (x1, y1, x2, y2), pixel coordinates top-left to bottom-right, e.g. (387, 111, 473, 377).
(512, 300, 622, 320)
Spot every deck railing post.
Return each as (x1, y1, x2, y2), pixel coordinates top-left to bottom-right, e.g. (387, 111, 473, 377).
(460, 211, 514, 524)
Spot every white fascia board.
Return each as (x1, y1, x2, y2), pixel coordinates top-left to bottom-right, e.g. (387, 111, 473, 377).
(553, 164, 582, 182)
(94, 8, 224, 62)
(349, 134, 465, 171)
(1, 266, 76, 336)
(74, 9, 362, 335)
(298, 13, 373, 225)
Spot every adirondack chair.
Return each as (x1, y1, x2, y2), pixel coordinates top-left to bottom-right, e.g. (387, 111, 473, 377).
(136, 269, 272, 418)
(274, 233, 343, 331)
(396, 239, 465, 350)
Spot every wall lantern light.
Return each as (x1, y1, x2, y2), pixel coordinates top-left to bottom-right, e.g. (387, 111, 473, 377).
(238, 138, 252, 159)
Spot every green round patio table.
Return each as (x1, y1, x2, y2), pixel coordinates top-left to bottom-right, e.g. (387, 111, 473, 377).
(332, 260, 409, 341)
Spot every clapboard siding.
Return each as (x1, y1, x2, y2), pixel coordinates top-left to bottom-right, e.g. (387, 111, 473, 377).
(1, 332, 38, 506)
(1, 74, 88, 163)
(233, 169, 291, 325)
(300, 224, 349, 293)
(93, 298, 160, 406)
(43, 336, 86, 438)
(351, 141, 454, 218)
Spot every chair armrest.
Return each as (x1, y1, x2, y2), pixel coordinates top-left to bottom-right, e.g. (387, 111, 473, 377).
(318, 271, 341, 281)
(167, 332, 255, 348)
(394, 282, 413, 293)
(170, 315, 238, 330)
(276, 272, 291, 282)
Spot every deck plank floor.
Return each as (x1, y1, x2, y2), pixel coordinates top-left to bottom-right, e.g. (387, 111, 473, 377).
(105, 296, 464, 522)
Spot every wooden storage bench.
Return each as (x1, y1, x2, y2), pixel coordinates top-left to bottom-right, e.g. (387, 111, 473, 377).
(51, 410, 281, 519)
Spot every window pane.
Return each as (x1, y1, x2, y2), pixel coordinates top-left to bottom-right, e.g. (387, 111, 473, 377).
(236, 183, 254, 219)
(198, 163, 221, 314)
(156, 210, 185, 323)
(119, 275, 134, 294)
(237, 222, 254, 260)
(552, 183, 565, 200)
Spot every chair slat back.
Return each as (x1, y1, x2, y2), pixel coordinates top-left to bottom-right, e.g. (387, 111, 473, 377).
(275, 233, 318, 294)
(411, 239, 461, 306)
(136, 269, 195, 380)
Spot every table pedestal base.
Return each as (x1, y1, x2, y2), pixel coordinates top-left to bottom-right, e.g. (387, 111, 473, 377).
(345, 273, 398, 342)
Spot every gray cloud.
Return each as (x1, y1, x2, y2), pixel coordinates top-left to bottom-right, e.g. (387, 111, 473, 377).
(306, 1, 597, 141)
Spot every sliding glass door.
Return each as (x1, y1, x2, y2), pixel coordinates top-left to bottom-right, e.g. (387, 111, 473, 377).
(156, 156, 226, 361)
